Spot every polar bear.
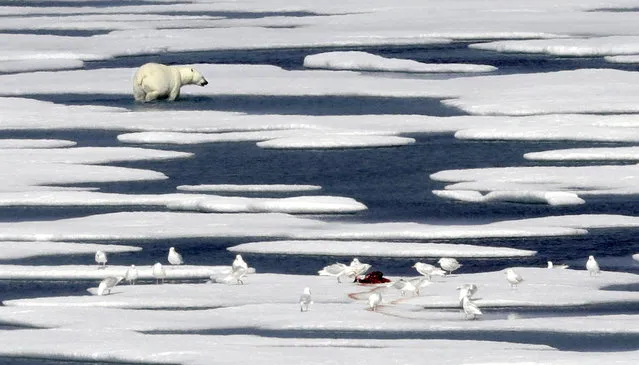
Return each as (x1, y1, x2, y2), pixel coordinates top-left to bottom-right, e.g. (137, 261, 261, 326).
(132, 62, 208, 102)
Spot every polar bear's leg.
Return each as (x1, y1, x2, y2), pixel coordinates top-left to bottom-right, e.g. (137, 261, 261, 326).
(144, 90, 163, 102)
(167, 88, 181, 101)
(133, 85, 146, 102)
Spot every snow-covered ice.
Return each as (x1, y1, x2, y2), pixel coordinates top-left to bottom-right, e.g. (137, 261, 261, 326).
(229, 240, 536, 258)
(303, 51, 497, 73)
(177, 184, 322, 193)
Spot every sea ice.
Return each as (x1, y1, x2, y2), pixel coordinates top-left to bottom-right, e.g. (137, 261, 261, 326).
(228, 240, 536, 258)
(303, 51, 497, 73)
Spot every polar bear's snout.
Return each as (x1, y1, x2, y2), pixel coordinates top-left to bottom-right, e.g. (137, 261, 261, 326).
(199, 78, 208, 86)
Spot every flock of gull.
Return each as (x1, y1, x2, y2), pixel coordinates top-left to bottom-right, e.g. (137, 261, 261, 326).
(91, 247, 605, 320)
(313, 255, 603, 319)
(93, 247, 250, 295)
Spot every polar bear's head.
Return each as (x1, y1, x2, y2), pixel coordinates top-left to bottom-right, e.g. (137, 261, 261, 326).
(179, 67, 208, 87)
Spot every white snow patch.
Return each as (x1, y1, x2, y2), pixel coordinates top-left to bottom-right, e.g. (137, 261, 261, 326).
(257, 135, 416, 149)
(0, 211, 597, 242)
(228, 240, 536, 258)
(431, 164, 639, 198)
(0, 58, 84, 73)
(524, 147, 639, 161)
(0, 241, 141, 260)
(0, 264, 224, 281)
(470, 36, 639, 57)
(433, 190, 585, 206)
(0, 191, 366, 214)
(303, 51, 497, 73)
(177, 184, 322, 193)
(0, 139, 76, 149)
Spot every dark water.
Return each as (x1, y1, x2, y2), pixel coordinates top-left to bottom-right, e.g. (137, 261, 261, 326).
(83, 42, 639, 76)
(0, 130, 636, 277)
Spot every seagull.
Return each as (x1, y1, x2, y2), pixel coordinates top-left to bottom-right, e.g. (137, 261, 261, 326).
(124, 264, 139, 285)
(389, 278, 418, 296)
(504, 268, 524, 288)
(299, 287, 313, 312)
(368, 292, 382, 311)
(318, 262, 349, 283)
(547, 261, 569, 269)
(456, 283, 478, 303)
(586, 255, 600, 276)
(168, 247, 184, 265)
(96, 276, 123, 296)
(348, 258, 372, 281)
(232, 254, 249, 284)
(412, 262, 447, 280)
(438, 257, 462, 275)
(95, 250, 107, 269)
(152, 262, 166, 284)
(461, 295, 482, 320)
(408, 276, 432, 295)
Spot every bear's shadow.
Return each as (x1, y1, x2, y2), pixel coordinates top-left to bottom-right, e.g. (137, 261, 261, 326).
(18, 93, 466, 116)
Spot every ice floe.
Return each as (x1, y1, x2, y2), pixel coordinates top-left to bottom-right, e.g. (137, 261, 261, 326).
(0, 264, 224, 281)
(303, 51, 497, 73)
(0, 211, 599, 242)
(256, 134, 416, 149)
(432, 190, 585, 206)
(431, 164, 639, 199)
(0, 191, 366, 214)
(228, 240, 536, 258)
(0, 139, 76, 149)
(177, 184, 322, 193)
(118, 130, 415, 150)
(0, 241, 141, 260)
(524, 147, 639, 161)
(470, 35, 639, 57)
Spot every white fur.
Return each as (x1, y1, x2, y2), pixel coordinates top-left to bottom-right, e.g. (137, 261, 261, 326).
(132, 62, 208, 102)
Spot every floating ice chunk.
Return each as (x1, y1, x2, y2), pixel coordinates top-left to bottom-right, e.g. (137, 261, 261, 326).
(0, 191, 366, 214)
(431, 164, 639, 198)
(433, 190, 585, 206)
(228, 240, 536, 258)
(117, 130, 301, 145)
(0, 147, 192, 164)
(257, 135, 416, 149)
(177, 184, 322, 193)
(525, 147, 639, 161)
(633, 254, 639, 263)
(470, 36, 639, 57)
(0, 241, 140, 260)
(0, 58, 84, 73)
(171, 195, 367, 214)
(605, 55, 639, 64)
(0, 264, 224, 281)
(303, 51, 497, 73)
(0, 139, 76, 149)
